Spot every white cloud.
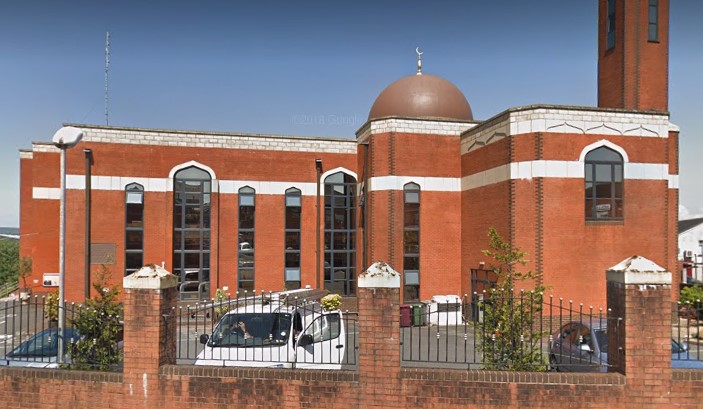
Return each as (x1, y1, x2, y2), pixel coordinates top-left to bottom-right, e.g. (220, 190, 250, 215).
(680, 204, 691, 220)
(680, 204, 703, 221)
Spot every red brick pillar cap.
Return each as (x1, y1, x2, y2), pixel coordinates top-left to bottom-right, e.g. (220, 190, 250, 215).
(123, 264, 178, 290)
(606, 255, 671, 285)
(358, 261, 400, 288)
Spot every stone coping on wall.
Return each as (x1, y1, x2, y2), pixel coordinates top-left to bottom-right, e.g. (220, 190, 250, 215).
(0, 366, 634, 385)
(0, 367, 123, 383)
(160, 365, 359, 382)
(401, 368, 625, 385)
(672, 369, 703, 381)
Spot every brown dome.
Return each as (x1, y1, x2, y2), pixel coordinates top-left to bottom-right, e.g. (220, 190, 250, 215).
(368, 74, 473, 121)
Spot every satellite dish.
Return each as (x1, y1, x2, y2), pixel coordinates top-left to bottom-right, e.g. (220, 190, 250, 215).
(52, 126, 84, 148)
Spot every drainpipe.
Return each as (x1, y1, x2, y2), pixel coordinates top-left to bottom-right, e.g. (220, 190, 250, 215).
(315, 159, 323, 289)
(83, 149, 92, 299)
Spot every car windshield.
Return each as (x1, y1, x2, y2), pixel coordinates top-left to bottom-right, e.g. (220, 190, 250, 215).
(594, 329, 608, 351)
(592, 328, 686, 355)
(672, 339, 687, 354)
(7, 329, 78, 358)
(207, 313, 292, 348)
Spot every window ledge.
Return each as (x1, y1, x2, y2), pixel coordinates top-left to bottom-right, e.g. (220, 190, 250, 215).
(586, 219, 624, 226)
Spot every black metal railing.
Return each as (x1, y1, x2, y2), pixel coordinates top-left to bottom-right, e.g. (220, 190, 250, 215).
(0, 296, 122, 371)
(401, 292, 616, 371)
(175, 290, 358, 369)
(673, 301, 703, 369)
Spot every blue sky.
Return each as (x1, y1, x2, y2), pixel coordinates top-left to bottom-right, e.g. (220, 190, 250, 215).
(1, 0, 702, 227)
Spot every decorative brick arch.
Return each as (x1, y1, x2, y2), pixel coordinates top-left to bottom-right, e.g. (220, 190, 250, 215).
(578, 140, 629, 163)
(320, 167, 357, 182)
(167, 161, 218, 192)
(320, 167, 357, 191)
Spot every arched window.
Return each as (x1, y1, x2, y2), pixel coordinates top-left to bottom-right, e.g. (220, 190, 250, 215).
(284, 187, 302, 290)
(172, 166, 211, 300)
(585, 147, 623, 220)
(125, 183, 144, 276)
(324, 172, 357, 295)
(238, 186, 256, 292)
(403, 183, 420, 301)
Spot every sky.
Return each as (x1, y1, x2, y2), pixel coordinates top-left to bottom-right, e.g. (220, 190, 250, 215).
(1, 0, 702, 227)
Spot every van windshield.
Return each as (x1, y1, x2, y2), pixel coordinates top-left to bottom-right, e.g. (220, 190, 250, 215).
(208, 313, 292, 348)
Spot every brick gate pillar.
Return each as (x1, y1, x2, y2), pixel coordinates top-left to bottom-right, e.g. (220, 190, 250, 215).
(122, 265, 178, 403)
(606, 256, 672, 406)
(358, 261, 401, 408)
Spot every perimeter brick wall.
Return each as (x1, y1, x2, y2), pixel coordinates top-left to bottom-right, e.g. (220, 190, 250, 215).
(3, 262, 703, 408)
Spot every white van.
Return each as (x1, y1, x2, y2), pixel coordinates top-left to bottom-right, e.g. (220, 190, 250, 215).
(194, 295, 346, 369)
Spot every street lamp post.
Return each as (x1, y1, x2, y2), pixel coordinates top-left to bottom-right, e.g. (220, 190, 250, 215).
(52, 126, 83, 364)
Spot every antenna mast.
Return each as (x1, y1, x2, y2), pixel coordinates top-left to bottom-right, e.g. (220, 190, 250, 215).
(104, 31, 110, 126)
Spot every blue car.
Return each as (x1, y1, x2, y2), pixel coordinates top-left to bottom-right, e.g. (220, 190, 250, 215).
(0, 328, 80, 368)
(549, 321, 703, 372)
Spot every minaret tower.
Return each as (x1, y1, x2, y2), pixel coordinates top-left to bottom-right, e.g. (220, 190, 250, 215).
(598, 0, 669, 111)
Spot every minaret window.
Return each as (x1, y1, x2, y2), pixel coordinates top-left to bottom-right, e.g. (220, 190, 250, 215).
(648, 0, 658, 42)
(607, 0, 616, 50)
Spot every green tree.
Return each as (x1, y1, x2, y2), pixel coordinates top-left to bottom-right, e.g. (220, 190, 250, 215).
(18, 256, 32, 291)
(680, 285, 703, 305)
(67, 264, 123, 371)
(679, 286, 703, 320)
(479, 227, 549, 371)
(0, 240, 19, 286)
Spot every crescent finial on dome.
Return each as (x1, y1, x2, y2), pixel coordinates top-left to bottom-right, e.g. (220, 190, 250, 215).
(416, 47, 423, 75)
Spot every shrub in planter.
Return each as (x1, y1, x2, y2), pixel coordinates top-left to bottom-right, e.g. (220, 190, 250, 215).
(321, 294, 342, 311)
(213, 288, 230, 321)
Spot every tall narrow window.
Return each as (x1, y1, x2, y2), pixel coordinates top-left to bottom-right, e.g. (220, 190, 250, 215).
(172, 166, 211, 300)
(403, 183, 420, 301)
(585, 147, 624, 220)
(324, 172, 357, 296)
(238, 186, 255, 292)
(648, 0, 658, 42)
(125, 183, 144, 276)
(607, 0, 616, 49)
(284, 188, 302, 290)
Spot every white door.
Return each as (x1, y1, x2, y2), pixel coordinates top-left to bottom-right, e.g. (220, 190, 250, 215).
(295, 312, 345, 369)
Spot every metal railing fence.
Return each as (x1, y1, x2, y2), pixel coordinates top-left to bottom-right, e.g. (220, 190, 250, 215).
(401, 292, 615, 372)
(0, 281, 19, 299)
(0, 296, 123, 371)
(673, 300, 703, 367)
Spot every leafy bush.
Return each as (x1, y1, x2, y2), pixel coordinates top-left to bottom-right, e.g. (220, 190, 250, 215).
(44, 290, 59, 322)
(67, 265, 123, 371)
(214, 288, 230, 320)
(479, 228, 550, 371)
(680, 285, 703, 306)
(321, 294, 342, 311)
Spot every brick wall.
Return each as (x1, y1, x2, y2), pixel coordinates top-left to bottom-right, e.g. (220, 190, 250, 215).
(3, 260, 703, 408)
